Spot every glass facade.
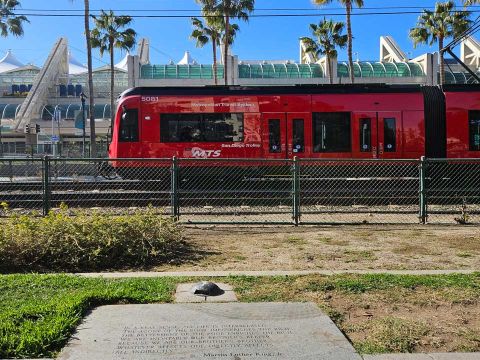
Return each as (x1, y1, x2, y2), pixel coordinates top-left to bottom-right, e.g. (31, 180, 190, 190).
(141, 65, 224, 80)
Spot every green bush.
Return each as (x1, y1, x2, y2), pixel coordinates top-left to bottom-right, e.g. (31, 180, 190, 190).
(0, 205, 183, 272)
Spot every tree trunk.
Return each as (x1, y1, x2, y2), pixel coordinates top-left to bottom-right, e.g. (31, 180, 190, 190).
(346, 0, 354, 84)
(327, 55, 333, 84)
(212, 37, 218, 85)
(439, 36, 445, 86)
(110, 38, 115, 137)
(85, 0, 96, 157)
(224, 13, 230, 86)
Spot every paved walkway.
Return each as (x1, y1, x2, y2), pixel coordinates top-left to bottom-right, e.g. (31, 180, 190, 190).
(363, 354, 480, 359)
(77, 269, 478, 278)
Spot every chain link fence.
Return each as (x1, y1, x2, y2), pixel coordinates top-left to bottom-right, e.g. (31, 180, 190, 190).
(0, 156, 479, 225)
(46, 159, 172, 216)
(424, 159, 480, 224)
(176, 159, 294, 224)
(299, 159, 420, 224)
(0, 158, 45, 211)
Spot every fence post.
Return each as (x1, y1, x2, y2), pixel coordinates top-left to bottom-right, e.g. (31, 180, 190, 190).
(8, 160, 13, 181)
(419, 156, 427, 224)
(292, 156, 300, 226)
(171, 156, 179, 220)
(42, 156, 51, 216)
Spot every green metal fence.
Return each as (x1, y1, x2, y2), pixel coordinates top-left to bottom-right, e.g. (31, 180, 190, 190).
(0, 157, 479, 225)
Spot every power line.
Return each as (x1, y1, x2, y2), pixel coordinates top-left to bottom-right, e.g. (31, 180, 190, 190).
(11, 10, 480, 18)
(20, 6, 480, 12)
(69, 44, 110, 66)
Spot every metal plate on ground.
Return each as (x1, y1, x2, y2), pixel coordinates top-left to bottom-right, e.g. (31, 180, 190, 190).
(59, 303, 361, 360)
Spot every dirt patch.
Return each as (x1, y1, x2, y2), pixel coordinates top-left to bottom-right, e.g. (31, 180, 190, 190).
(330, 288, 480, 352)
(229, 275, 480, 353)
(155, 225, 480, 271)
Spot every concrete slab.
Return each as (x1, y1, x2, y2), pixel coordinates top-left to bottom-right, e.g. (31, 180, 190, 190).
(58, 303, 362, 360)
(362, 354, 480, 360)
(431, 353, 480, 359)
(175, 282, 238, 302)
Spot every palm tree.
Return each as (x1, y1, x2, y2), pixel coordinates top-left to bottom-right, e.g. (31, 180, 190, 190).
(300, 19, 348, 84)
(0, 0, 28, 38)
(198, 0, 254, 85)
(190, 17, 222, 85)
(464, 0, 480, 5)
(90, 10, 136, 132)
(409, 1, 470, 85)
(312, 0, 363, 83)
(70, 0, 96, 156)
(0, 0, 27, 157)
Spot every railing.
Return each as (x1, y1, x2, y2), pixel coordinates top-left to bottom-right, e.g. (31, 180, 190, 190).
(0, 143, 109, 158)
(0, 157, 479, 225)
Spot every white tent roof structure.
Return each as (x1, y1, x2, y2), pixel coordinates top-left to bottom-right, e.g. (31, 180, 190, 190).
(115, 52, 129, 71)
(68, 51, 87, 75)
(177, 51, 198, 65)
(380, 36, 408, 62)
(0, 50, 25, 73)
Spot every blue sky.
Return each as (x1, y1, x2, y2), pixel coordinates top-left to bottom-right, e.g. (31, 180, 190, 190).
(0, 0, 477, 68)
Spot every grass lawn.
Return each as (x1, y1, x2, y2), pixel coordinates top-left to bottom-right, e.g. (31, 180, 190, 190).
(1, 273, 479, 358)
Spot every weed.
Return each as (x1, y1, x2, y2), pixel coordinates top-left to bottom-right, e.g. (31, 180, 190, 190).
(457, 252, 474, 258)
(351, 317, 429, 353)
(343, 250, 377, 263)
(454, 197, 470, 225)
(284, 236, 307, 245)
(393, 243, 436, 256)
(318, 236, 349, 246)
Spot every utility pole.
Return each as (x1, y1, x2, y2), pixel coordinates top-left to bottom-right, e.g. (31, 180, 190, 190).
(80, 92, 87, 157)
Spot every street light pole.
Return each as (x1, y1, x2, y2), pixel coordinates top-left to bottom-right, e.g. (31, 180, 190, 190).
(80, 92, 87, 157)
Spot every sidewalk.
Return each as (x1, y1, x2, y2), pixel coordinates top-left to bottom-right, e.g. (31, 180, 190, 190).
(77, 269, 479, 278)
(363, 354, 480, 359)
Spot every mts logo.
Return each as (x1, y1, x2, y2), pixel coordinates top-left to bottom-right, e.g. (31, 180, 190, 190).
(191, 147, 221, 158)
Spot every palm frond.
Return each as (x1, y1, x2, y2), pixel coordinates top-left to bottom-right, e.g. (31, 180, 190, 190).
(301, 18, 347, 60)
(409, 1, 471, 48)
(0, 0, 28, 38)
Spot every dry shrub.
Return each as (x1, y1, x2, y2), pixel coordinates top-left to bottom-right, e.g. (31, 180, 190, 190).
(0, 205, 182, 272)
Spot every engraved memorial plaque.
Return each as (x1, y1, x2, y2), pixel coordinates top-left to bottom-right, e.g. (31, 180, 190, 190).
(59, 303, 361, 360)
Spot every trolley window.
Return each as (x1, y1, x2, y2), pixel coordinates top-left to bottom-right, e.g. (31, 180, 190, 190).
(160, 113, 243, 142)
(269, 119, 281, 153)
(469, 110, 480, 151)
(119, 109, 139, 142)
(313, 112, 351, 153)
(384, 118, 396, 152)
(292, 119, 304, 153)
(360, 118, 371, 152)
